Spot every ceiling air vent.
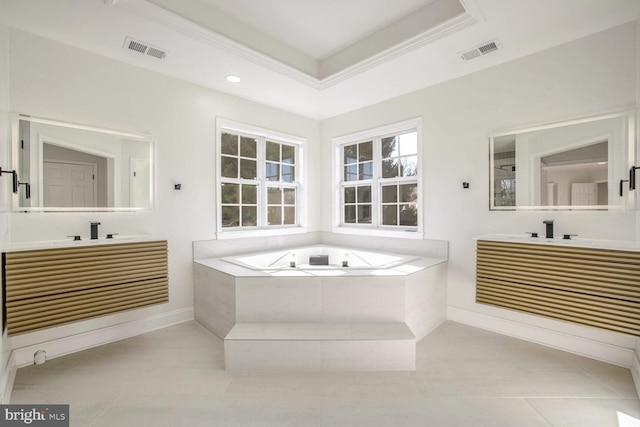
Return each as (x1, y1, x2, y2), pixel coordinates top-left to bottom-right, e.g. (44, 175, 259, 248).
(123, 37, 167, 60)
(459, 39, 501, 61)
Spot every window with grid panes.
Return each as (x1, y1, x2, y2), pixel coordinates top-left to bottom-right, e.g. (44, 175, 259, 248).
(337, 123, 420, 231)
(219, 128, 300, 231)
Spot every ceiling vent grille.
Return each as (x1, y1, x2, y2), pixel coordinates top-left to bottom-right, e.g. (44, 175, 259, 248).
(459, 39, 501, 61)
(123, 37, 167, 60)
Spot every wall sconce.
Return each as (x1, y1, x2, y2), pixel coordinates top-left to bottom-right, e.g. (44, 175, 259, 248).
(0, 167, 18, 193)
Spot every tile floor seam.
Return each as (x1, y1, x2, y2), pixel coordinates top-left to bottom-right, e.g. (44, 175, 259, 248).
(522, 397, 555, 427)
(86, 386, 126, 427)
(554, 349, 633, 399)
(570, 365, 632, 399)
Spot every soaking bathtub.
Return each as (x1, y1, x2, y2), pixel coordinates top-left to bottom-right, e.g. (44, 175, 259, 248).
(193, 243, 448, 343)
(221, 245, 418, 272)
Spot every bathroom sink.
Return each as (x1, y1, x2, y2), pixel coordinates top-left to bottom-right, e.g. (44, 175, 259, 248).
(1, 235, 160, 252)
(474, 234, 640, 252)
(476, 234, 592, 246)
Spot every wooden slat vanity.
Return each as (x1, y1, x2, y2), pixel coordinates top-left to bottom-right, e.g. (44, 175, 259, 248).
(475, 236, 640, 337)
(3, 239, 168, 335)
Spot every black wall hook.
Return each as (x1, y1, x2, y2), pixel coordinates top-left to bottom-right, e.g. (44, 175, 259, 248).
(630, 166, 640, 191)
(18, 182, 31, 199)
(0, 168, 18, 194)
(619, 179, 629, 197)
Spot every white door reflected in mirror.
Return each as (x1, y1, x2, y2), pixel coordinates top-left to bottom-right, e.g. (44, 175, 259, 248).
(489, 110, 635, 211)
(12, 114, 154, 212)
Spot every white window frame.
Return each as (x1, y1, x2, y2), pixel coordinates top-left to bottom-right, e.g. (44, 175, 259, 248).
(216, 118, 306, 239)
(332, 118, 423, 239)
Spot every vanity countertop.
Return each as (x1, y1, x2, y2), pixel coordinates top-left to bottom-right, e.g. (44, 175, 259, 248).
(474, 233, 640, 252)
(0, 235, 165, 253)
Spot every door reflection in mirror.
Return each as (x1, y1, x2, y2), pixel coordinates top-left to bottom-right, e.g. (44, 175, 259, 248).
(14, 115, 154, 211)
(489, 111, 633, 210)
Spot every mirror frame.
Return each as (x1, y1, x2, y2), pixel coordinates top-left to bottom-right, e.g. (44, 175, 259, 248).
(489, 109, 636, 211)
(11, 114, 155, 212)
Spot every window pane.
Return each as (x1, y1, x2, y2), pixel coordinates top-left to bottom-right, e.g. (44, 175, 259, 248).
(382, 205, 398, 225)
(381, 159, 399, 178)
(242, 184, 257, 204)
(240, 159, 257, 180)
(359, 162, 373, 180)
(283, 207, 295, 225)
(357, 186, 371, 203)
(266, 162, 280, 181)
(242, 206, 257, 227)
(283, 188, 295, 205)
(399, 132, 417, 155)
(382, 185, 397, 203)
(344, 205, 356, 223)
(400, 183, 418, 203)
(221, 206, 239, 227)
(221, 133, 238, 155)
(268, 206, 282, 225)
(359, 141, 372, 161)
(358, 205, 372, 223)
(344, 145, 357, 164)
(399, 204, 417, 226)
(282, 165, 295, 183)
(221, 183, 239, 204)
(401, 156, 418, 177)
(266, 141, 280, 162)
(221, 156, 238, 178)
(240, 136, 257, 158)
(381, 136, 398, 159)
(344, 164, 357, 181)
(344, 187, 356, 204)
(268, 187, 281, 204)
(282, 145, 295, 164)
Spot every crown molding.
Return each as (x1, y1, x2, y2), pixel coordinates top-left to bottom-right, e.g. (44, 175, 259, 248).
(319, 11, 478, 88)
(118, 0, 479, 91)
(117, 0, 323, 88)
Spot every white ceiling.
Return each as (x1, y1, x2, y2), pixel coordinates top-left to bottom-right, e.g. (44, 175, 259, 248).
(196, 0, 438, 60)
(2, 0, 640, 120)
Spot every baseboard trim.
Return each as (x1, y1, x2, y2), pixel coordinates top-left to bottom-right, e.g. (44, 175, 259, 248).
(631, 348, 640, 399)
(0, 352, 17, 404)
(11, 307, 194, 369)
(447, 306, 635, 368)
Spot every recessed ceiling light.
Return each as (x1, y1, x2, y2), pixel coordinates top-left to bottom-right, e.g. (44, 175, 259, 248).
(226, 75, 242, 83)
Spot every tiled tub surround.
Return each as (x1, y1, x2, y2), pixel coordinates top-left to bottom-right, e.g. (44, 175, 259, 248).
(193, 233, 448, 371)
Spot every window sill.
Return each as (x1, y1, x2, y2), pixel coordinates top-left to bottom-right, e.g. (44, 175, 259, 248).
(216, 226, 308, 240)
(332, 226, 425, 239)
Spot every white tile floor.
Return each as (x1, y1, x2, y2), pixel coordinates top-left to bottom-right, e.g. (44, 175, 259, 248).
(10, 321, 640, 426)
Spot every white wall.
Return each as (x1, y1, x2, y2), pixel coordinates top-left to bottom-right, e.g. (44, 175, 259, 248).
(6, 29, 320, 347)
(320, 22, 638, 355)
(0, 11, 13, 402)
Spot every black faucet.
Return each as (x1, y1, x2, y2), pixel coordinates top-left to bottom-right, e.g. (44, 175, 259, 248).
(90, 222, 101, 240)
(543, 220, 554, 239)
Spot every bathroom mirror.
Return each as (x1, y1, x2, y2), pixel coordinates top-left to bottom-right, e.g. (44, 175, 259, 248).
(489, 110, 635, 210)
(11, 114, 154, 212)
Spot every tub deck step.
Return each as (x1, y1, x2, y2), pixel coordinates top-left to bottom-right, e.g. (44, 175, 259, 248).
(224, 322, 415, 371)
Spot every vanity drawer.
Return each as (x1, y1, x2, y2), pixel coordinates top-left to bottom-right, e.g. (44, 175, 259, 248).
(476, 240, 640, 337)
(3, 240, 168, 335)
